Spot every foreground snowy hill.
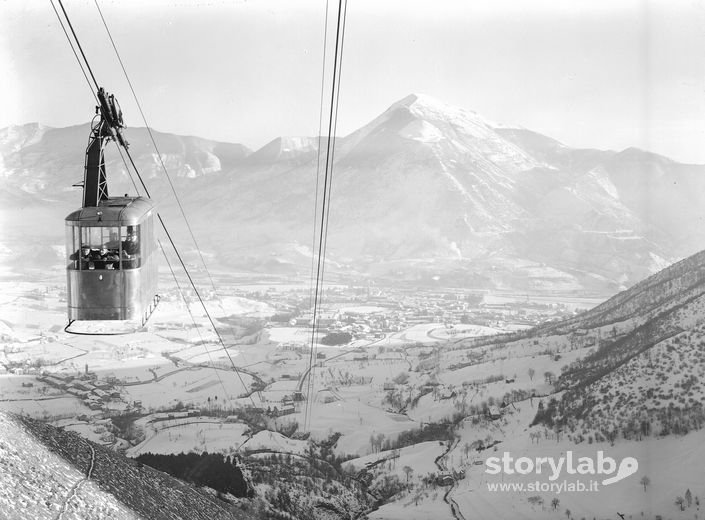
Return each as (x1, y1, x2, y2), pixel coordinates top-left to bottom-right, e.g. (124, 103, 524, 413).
(0, 412, 257, 520)
(412, 246, 705, 518)
(553, 249, 705, 438)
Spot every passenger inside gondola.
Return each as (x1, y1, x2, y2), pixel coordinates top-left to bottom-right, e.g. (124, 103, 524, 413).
(99, 245, 120, 269)
(77, 245, 118, 270)
(89, 247, 103, 262)
(68, 226, 143, 270)
(122, 227, 139, 255)
(121, 226, 140, 268)
(70, 245, 93, 270)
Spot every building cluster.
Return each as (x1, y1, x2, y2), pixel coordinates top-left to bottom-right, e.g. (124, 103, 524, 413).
(38, 373, 121, 411)
(227, 401, 296, 419)
(151, 409, 201, 421)
(235, 283, 579, 336)
(267, 402, 296, 417)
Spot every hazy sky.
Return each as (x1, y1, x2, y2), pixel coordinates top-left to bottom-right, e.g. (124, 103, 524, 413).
(2, 0, 705, 163)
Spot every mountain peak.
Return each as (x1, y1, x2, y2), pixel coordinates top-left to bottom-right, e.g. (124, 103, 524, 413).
(390, 93, 508, 131)
(395, 92, 444, 108)
(247, 135, 319, 164)
(393, 92, 467, 114)
(614, 146, 674, 165)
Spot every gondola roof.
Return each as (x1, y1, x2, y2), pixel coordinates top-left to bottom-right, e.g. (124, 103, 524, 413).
(65, 196, 156, 226)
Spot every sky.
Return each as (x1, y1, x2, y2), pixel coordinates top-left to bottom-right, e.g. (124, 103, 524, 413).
(2, 0, 705, 163)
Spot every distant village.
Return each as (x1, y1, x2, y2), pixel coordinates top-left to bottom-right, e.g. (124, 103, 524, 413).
(0, 281, 590, 453)
(227, 283, 582, 338)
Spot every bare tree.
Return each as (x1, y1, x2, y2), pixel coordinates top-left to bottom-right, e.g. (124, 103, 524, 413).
(640, 476, 650, 492)
(403, 465, 414, 485)
(376, 433, 386, 452)
(528, 368, 535, 381)
(551, 498, 560, 510)
(675, 496, 685, 511)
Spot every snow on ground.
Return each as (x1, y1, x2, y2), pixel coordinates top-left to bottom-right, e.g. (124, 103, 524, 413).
(388, 323, 442, 344)
(142, 295, 272, 323)
(0, 376, 96, 420)
(0, 396, 88, 418)
(382, 322, 502, 348)
(203, 296, 275, 318)
(266, 326, 311, 344)
(0, 375, 56, 399)
(0, 319, 13, 337)
(427, 324, 501, 340)
(241, 430, 309, 455)
(121, 366, 255, 410)
(349, 441, 453, 520)
(421, 397, 705, 520)
(483, 292, 606, 311)
(128, 420, 249, 456)
(95, 359, 172, 384)
(0, 412, 139, 520)
(344, 441, 445, 481)
(369, 493, 453, 520)
(169, 345, 250, 366)
(62, 421, 114, 445)
(0, 284, 67, 341)
(321, 357, 412, 388)
(303, 394, 421, 457)
(260, 378, 299, 403)
(405, 393, 461, 424)
(439, 351, 583, 391)
(11, 331, 197, 380)
(5, 275, 692, 519)
(452, 429, 705, 520)
(265, 326, 361, 351)
(3, 340, 82, 366)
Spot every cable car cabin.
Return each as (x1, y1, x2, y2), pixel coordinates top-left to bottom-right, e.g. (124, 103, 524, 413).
(63, 87, 159, 330)
(65, 196, 158, 322)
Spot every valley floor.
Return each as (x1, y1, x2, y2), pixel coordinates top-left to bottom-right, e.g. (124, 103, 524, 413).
(1, 274, 703, 519)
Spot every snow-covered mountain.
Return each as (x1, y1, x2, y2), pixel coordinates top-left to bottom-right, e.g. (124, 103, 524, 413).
(2, 94, 704, 292)
(505, 245, 705, 449)
(245, 136, 320, 166)
(435, 245, 705, 518)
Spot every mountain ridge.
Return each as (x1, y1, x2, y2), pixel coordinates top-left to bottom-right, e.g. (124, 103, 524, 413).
(2, 94, 705, 293)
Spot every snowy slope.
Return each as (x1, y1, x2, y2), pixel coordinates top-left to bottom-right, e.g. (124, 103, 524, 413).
(0, 412, 139, 520)
(1, 413, 257, 520)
